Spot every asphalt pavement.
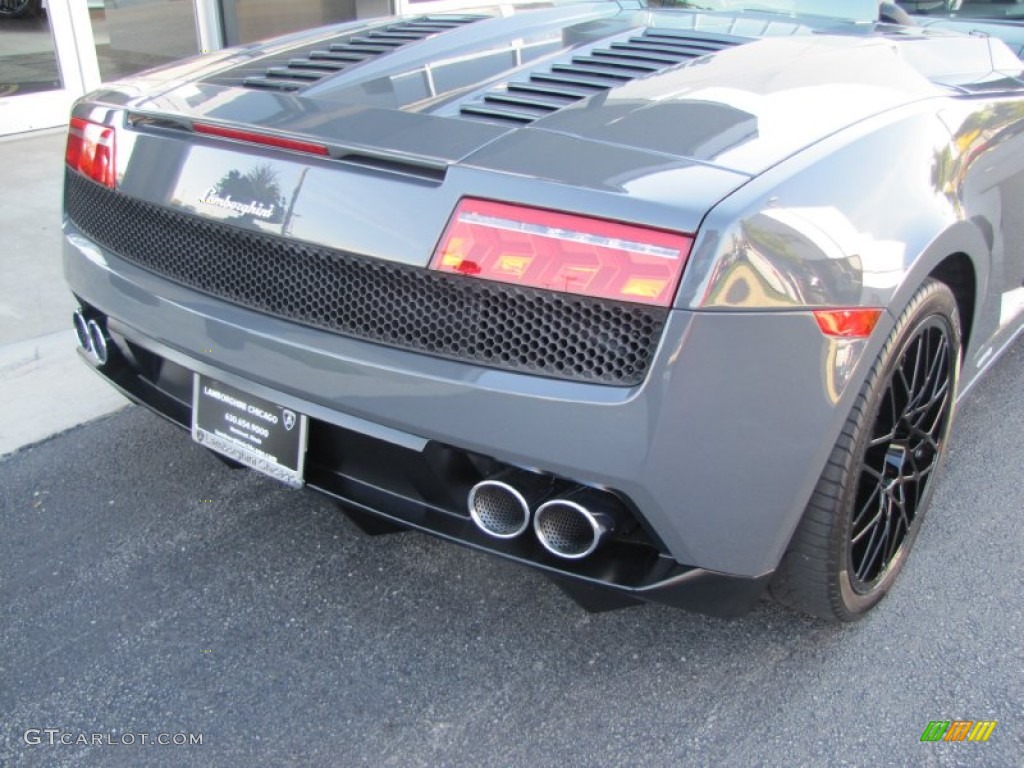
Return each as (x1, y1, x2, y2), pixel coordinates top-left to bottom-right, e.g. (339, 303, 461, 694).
(1, 334, 1022, 767)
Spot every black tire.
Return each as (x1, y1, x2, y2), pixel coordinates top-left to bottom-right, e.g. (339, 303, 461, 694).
(770, 279, 961, 621)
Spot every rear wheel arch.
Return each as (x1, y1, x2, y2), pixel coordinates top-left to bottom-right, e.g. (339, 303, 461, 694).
(929, 252, 977, 358)
(770, 279, 962, 620)
(766, 246, 979, 582)
(887, 220, 989, 358)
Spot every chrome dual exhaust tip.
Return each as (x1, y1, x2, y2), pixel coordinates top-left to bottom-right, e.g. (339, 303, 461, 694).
(467, 469, 552, 540)
(468, 481, 530, 539)
(469, 472, 623, 559)
(73, 309, 110, 366)
(87, 319, 109, 365)
(534, 490, 618, 560)
(73, 309, 91, 353)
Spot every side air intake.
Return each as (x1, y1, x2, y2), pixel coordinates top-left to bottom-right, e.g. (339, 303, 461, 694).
(459, 29, 746, 125)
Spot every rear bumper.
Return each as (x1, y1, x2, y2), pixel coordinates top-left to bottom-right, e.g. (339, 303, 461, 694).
(64, 217, 888, 614)
(71, 321, 769, 617)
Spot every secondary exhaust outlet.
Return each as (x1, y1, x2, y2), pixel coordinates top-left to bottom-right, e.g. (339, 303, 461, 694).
(534, 488, 621, 560)
(86, 318, 109, 366)
(468, 469, 552, 540)
(73, 309, 92, 354)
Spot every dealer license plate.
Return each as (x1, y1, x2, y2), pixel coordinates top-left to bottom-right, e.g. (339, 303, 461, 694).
(191, 373, 308, 488)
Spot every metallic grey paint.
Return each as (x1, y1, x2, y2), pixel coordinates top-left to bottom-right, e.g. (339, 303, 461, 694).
(63, 2, 1024, 603)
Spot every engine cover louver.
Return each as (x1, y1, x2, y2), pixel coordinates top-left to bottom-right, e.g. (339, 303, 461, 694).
(459, 29, 747, 125)
(204, 15, 486, 92)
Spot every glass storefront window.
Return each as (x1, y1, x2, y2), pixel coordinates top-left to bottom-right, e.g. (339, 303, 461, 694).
(0, 1, 62, 97)
(88, 0, 199, 82)
(224, 0, 388, 46)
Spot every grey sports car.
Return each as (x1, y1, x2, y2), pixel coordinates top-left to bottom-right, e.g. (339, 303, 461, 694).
(62, 0, 1024, 621)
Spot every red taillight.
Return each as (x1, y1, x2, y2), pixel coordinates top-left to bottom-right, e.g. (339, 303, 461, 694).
(429, 199, 693, 307)
(814, 308, 883, 338)
(193, 122, 329, 156)
(65, 117, 116, 188)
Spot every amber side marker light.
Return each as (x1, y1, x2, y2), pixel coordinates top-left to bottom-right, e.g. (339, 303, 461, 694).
(66, 117, 116, 188)
(814, 308, 884, 338)
(193, 122, 329, 156)
(430, 198, 694, 307)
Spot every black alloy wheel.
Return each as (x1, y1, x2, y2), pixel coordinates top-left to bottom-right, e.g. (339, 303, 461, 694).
(771, 278, 961, 621)
(848, 315, 953, 593)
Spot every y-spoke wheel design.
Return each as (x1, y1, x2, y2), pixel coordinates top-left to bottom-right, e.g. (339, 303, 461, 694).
(770, 279, 960, 621)
(849, 318, 953, 591)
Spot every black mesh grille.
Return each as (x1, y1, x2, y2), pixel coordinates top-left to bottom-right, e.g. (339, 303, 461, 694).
(64, 171, 666, 386)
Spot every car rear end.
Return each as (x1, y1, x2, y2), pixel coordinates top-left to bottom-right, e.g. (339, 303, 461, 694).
(62, 8, 924, 616)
